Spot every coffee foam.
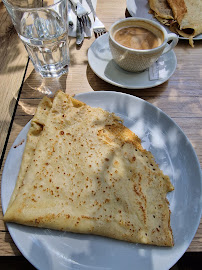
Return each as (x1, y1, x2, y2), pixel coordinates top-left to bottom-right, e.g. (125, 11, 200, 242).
(112, 20, 164, 49)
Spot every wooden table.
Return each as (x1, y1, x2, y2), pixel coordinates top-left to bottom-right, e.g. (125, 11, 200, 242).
(0, 0, 201, 268)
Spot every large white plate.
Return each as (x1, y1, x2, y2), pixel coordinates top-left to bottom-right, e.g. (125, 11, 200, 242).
(1, 91, 202, 270)
(126, 0, 202, 40)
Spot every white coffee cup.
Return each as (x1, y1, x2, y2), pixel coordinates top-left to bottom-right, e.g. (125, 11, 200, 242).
(109, 17, 178, 72)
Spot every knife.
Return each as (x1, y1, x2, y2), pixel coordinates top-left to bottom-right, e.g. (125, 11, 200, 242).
(68, 1, 74, 30)
(76, 16, 84, 46)
(70, 0, 85, 46)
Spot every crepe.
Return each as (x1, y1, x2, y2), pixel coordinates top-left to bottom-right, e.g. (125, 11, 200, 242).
(167, 0, 202, 46)
(149, 0, 174, 20)
(149, 0, 202, 47)
(3, 91, 174, 247)
(6, 96, 53, 208)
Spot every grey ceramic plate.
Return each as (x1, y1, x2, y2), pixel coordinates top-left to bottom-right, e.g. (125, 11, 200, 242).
(1, 91, 202, 270)
(88, 33, 177, 89)
(126, 0, 202, 40)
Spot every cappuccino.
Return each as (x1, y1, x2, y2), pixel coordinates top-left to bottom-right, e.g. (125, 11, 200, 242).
(114, 26, 163, 50)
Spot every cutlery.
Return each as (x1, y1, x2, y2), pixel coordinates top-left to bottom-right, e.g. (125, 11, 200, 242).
(70, 0, 91, 29)
(76, 17, 84, 46)
(69, 0, 86, 45)
(86, 0, 106, 36)
(68, 1, 74, 29)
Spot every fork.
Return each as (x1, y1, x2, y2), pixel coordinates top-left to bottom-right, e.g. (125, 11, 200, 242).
(86, 0, 107, 37)
(70, 0, 91, 29)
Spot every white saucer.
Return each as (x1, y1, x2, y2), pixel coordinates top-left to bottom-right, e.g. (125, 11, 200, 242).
(88, 33, 177, 89)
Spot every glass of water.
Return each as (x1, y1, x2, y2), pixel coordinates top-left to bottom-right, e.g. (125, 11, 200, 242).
(3, 0, 69, 78)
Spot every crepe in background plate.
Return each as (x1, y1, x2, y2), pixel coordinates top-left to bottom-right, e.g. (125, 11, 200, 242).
(149, 0, 202, 47)
(4, 91, 174, 247)
(148, 0, 178, 36)
(167, 0, 202, 46)
(149, 0, 174, 20)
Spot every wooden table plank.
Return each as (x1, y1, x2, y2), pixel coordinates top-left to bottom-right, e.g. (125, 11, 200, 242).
(0, 3, 28, 159)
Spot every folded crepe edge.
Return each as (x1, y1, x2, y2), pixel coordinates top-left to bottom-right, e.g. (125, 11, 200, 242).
(167, 0, 195, 47)
(149, 0, 196, 47)
(3, 96, 53, 214)
(148, 0, 174, 19)
(3, 91, 88, 219)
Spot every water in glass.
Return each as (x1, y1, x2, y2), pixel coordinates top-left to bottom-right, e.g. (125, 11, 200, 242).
(3, 0, 69, 78)
(19, 10, 69, 77)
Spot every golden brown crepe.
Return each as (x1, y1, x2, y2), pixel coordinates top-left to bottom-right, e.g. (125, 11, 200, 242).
(149, 0, 179, 41)
(149, 0, 174, 20)
(167, 0, 202, 46)
(4, 91, 174, 247)
(149, 0, 202, 47)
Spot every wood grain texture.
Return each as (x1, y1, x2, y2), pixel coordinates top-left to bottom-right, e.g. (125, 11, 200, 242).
(0, 4, 28, 159)
(0, 0, 201, 261)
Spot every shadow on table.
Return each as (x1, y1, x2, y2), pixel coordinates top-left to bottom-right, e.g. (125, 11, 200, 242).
(0, 27, 26, 75)
(86, 63, 169, 101)
(22, 65, 68, 97)
(7, 68, 68, 129)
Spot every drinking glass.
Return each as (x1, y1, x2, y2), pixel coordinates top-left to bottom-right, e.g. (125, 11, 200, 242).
(3, 0, 70, 77)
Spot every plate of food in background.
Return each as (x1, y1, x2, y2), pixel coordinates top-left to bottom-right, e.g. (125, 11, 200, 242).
(127, 0, 202, 47)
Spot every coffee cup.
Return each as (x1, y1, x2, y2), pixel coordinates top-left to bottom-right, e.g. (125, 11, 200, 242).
(109, 17, 178, 72)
